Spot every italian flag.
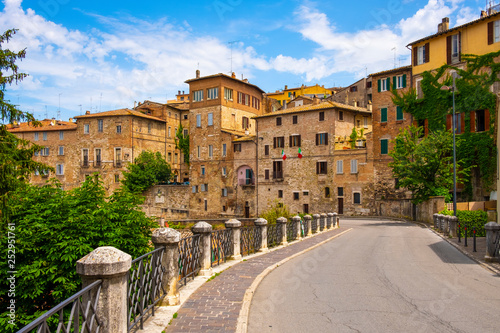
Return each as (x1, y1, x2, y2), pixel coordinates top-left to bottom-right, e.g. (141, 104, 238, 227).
(281, 149, 287, 160)
(298, 148, 302, 159)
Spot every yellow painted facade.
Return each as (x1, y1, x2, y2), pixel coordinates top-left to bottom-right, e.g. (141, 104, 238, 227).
(266, 84, 334, 105)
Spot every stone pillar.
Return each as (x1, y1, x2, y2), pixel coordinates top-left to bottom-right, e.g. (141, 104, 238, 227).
(327, 213, 334, 230)
(484, 222, 500, 262)
(433, 213, 438, 229)
(151, 228, 180, 306)
(292, 215, 302, 240)
(191, 221, 213, 276)
(277, 217, 288, 246)
(312, 214, 320, 233)
(443, 215, 449, 235)
(304, 215, 313, 237)
(449, 216, 458, 237)
(333, 212, 339, 228)
(320, 213, 327, 231)
(76, 247, 131, 333)
(225, 219, 242, 260)
(437, 214, 443, 232)
(255, 218, 268, 253)
(159, 217, 165, 227)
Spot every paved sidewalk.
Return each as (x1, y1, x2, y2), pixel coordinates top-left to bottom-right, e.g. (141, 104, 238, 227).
(166, 227, 348, 332)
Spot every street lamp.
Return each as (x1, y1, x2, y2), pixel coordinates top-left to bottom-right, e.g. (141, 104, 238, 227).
(441, 72, 461, 217)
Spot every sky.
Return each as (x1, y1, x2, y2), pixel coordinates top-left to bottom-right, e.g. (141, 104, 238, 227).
(0, 0, 489, 121)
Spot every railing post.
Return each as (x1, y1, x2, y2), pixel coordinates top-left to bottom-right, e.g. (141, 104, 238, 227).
(312, 214, 320, 233)
(449, 216, 458, 237)
(277, 217, 288, 246)
(333, 212, 339, 228)
(484, 222, 500, 262)
(292, 215, 301, 240)
(76, 247, 131, 333)
(443, 215, 449, 235)
(433, 213, 438, 229)
(304, 215, 313, 236)
(439, 214, 445, 232)
(151, 228, 180, 306)
(319, 213, 327, 231)
(255, 218, 268, 253)
(225, 219, 242, 260)
(191, 222, 213, 276)
(327, 213, 334, 230)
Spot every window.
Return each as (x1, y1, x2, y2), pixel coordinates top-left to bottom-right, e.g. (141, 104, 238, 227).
(381, 108, 388, 123)
(378, 78, 390, 92)
(115, 148, 122, 167)
(58, 146, 64, 155)
(168, 152, 172, 162)
(98, 119, 103, 132)
(396, 106, 404, 121)
(43, 132, 47, 140)
(414, 43, 429, 65)
(289, 135, 301, 147)
(350, 85, 357, 92)
(209, 145, 213, 158)
(447, 33, 460, 64)
(82, 149, 89, 166)
(222, 167, 227, 176)
(168, 127, 171, 137)
(395, 75, 407, 89)
(353, 192, 361, 204)
(222, 144, 227, 157)
(116, 125, 122, 134)
(224, 87, 233, 100)
(351, 159, 358, 174)
(59, 131, 64, 140)
(183, 129, 188, 137)
(265, 169, 270, 180)
(319, 111, 325, 121)
(34, 132, 39, 141)
(222, 188, 228, 197)
(208, 113, 213, 126)
(237, 92, 250, 105)
(84, 124, 89, 134)
(489, 20, 500, 44)
(193, 90, 203, 102)
(34, 169, 39, 175)
(363, 117, 369, 128)
(338, 111, 344, 121)
(293, 192, 300, 200)
(201, 165, 206, 176)
(234, 143, 241, 152)
(42, 147, 50, 156)
(207, 87, 218, 100)
(184, 114, 188, 120)
(273, 161, 283, 179)
(336, 160, 343, 174)
(276, 117, 282, 126)
(338, 187, 344, 197)
(197, 146, 200, 158)
(273, 137, 285, 148)
(292, 115, 298, 124)
(303, 204, 309, 214)
(264, 145, 269, 156)
(416, 78, 423, 99)
(325, 187, 330, 198)
(192, 185, 198, 193)
(174, 153, 178, 163)
(381, 139, 389, 155)
(366, 81, 372, 88)
(278, 190, 283, 198)
(56, 164, 64, 175)
(115, 174, 120, 183)
(242, 116, 249, 130)
(471, 109, 490, 133)
(316, 161, 327, 174)
(201, 184, 208, 192)
(196, 114, 201, 127)
(252, 97, 260, 110)
(148, 122, 152, 134)
(95, 149, 101, 166)
(316, 133, 328, 145)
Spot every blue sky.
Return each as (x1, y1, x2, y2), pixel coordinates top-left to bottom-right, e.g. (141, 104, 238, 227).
(0, 0, 488, 120)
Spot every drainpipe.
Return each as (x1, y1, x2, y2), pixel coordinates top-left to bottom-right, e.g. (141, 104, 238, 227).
(256, 120, 259, 217)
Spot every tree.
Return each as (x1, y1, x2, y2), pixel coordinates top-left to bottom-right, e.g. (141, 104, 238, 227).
(175, 124, 189, 165)
(0, 175, 157, 331)
(389, 126, 469, 204)
(121, 150, 172, 193)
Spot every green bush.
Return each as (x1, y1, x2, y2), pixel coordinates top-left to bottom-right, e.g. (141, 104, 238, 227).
(439, 209, 488, 237)
(259, 199, 291, 224)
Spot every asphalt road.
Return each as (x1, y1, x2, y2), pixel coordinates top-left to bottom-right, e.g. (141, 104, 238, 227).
(248, 219, 500, 333)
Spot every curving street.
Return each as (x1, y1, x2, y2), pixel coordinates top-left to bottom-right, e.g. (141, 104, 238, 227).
(248, 219, 500, 333)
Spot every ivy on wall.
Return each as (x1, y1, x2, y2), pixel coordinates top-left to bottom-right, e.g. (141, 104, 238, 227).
(392, 50, 500, 199)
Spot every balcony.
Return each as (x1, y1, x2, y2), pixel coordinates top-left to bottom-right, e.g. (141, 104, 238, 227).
(238, 178, 255, 186)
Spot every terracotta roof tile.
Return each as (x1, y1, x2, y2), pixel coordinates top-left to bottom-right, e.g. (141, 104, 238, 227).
(6, 119, 77, 133)
(254, 101, 370, 119)
(74, 108, 166, 122)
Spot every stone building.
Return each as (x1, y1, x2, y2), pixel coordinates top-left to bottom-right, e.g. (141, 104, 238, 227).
(370, 65, 414, 217)
(265, 84, 336, 108)
(254, 100, 374, 216)
(332, 77, 373, 108)
(185, 71, 265, 218)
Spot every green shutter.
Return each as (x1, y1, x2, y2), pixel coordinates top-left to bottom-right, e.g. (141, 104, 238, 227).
(381, 108, 388, 123)
(396, 106, 403, 120)
(402, 74, 407, 88)
(377, 79, 381, 93)
(386, 77, 391, 90)
(393, 76, 397, 90)
(381, 139, 388, 155)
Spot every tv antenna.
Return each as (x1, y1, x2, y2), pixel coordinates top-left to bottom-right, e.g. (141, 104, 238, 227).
(228, 41, 239, 74)
(391, 47, 397, 68)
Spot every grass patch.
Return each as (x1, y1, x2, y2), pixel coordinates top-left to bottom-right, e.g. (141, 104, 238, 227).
(207, 272, 221, 282)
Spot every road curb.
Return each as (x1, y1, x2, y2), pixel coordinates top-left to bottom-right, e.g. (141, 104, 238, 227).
(235, 228, 353, 333)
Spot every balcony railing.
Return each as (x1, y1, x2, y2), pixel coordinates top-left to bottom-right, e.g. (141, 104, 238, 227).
(82, 157, 89, 168)
(238, 178, 255, 186)
(115, 160, 122, 168)
(95, 160, 101, 167)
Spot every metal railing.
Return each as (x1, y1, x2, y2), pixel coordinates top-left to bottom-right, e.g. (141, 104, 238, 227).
(211, 229, 233, 267)
(178, 234, 201, 288)
(302, 218, 309, 236)
(319, 217, 325, 230)
(18, 280, 102, 333)
(326, 216, 332, 229)
(267, 224, 282, 248)
(240, 226, 261, 256)
(128, 247, 166, 331)
(286, 221, 297, 242)
(311, 217, 318, 233)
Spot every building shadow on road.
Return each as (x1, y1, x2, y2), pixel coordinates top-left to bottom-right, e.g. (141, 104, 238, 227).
(428, 241, 476, 264)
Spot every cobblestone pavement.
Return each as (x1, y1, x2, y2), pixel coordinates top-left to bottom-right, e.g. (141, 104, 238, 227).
(166, 227, 347, 332)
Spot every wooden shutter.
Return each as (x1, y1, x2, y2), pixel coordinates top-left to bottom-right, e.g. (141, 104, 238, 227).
(424, 43, 430, 63)
(488, 21, 494, 45)
(402, 74, 407, 88)
(325, 133, 329, 143)
(485, 109, 490, 131)
(393, 76, 397, 90)
(377, 79, 381, 92)
(470, 111, 476, 133)
(424, 119, 429, 136)
(316, 162, 319, 174)
(446, 114, 452, 131)
(460, 113, 465, 134)
(273, 137, 277, 148)
(413, 46, 418, 65)
(289, 136, 292, 147)
(298, 135, 301, 147)
(316, 133, 319, 145)
(386, 77, 391, 90)
(446, 35, 452, 64)
(458, 31, 461, 62)
(265, 169, 269, 180)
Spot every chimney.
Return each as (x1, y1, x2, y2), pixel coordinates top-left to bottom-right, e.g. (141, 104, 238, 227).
(85, 110, 91, 115)
(313, 96, 321, 105)
(243, 79, 248, 83)
(437, 17, 449, 33)
(196, 69, 200, 78)
(134, 101, 137, 108)
(178, 90, 181, 95)
(481, 10, 487, 18)
(231, 72, 236, 78)
(284, 85, 288, 90)
(182, 91, 185, 94)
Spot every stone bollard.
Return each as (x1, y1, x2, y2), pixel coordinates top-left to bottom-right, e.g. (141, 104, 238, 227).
(433, 214, 438, 229)
(255, 218, 268, 253)
(449, 216, 458, 238)
(320, 213, 327, 231)
(225, 219, 242, 260)
(438, 214, 444, 232)
(77, 247, 131, 333)
(277, 217, 288, 246)
(443, 215, 449, 235)
(152, 228, 181, 306)
(327, 213, 334, 230)
(304, 215, 313, 236)
(292, 215, 302, 240)
(312, 214, 320, 233)
(192, 221, 213, 276)
(484, 222, 500, 262)
(333, 212, 339, 228)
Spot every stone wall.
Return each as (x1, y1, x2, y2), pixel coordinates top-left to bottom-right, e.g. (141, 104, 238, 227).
(141, 184, 190, 220)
